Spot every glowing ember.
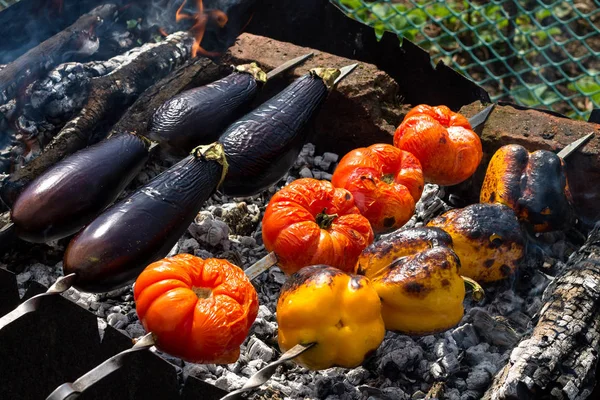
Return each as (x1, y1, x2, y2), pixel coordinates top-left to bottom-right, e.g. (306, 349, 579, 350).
(176, 0, 228, 58)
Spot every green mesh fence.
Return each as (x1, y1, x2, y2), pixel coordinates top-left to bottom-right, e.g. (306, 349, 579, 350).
(333, 0, 600, 119)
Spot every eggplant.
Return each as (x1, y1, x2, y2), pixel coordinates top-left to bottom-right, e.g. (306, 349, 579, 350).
(146, 63, 266, 155)
(219, 68, 340, 197)
(10, 133, 149, 243)
(63, 142, 227, 293)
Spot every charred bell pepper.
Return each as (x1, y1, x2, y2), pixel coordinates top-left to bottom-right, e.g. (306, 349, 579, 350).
(10, 133, 149, 243)
(428, 203, 525, 282)
(63, 142, 227, 293)
(480, 144, 575, 232)
(394, 104, 483, 186)
(331, 143, 424, 233)
(262, 178, 374, 275)
(147, 63, 267, 155)
(356, 227, 465, 335)
(277, 265, 385, 370)
(134, 254, 259, 364)
(219, 68, 340, 197)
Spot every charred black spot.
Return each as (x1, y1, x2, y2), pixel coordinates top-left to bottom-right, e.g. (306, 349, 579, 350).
(439, 137, 447, 144)
(489, 192, 496, 202)
(383, 217, 396, 228)
(282, 265, 342, 294)
(484, 259, 495, 268)
(468, 229, 483, 239)
(441, 279, 450, 287)
(489, 236, 503, 249)
(440, 260, 450, 269)
(404, 281, 425, 294)
(345, 192, 352, 201)
(500, 264, 512, 276)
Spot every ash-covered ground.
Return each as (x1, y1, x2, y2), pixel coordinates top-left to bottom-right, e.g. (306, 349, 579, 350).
(5, 143, 579, 400)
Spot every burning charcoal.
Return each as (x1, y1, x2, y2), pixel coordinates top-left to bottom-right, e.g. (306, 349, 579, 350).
(188, 211, 231, 248)
(525, 296, 543, 317)
(214, 371, 247, 391)
(452, 323, 480, 349)
(125, 322, 146, 339)
(465, 361, 496, 390)
(463, 343, 501, 368)
(106, 312, 128, 328)
(246, 336, 274, 362)
(346, 367, 371, 385)
(183, 363, 215, 381)
(491, 291, 525, 316)
(299, 166, 313, 178)
(471, 309, 520, 348)
(376, 334, 424, 379)
(179, 238, 200, 254)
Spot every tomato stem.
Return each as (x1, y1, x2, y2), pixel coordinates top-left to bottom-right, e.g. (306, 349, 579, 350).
(192, 286, 212, 299)
(315, 208, 338, 230)
(381, 173, 395, 184)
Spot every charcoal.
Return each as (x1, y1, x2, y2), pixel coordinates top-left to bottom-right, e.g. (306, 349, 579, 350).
(247, 337, 274, 362)
(452, 323, 480, 349)
(6, 141, 558, 400)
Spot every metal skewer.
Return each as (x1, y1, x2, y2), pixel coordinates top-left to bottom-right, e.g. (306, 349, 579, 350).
(266, 53, 314, 80)
(220, 343, 316, 400)
(0, 273, 77, 331)
(45, 332, 156, 400)
(44, 252, 280, 399)
(468, 104, 495, 131)
(557, 132, 595, 159)
(334, 63, 359, 86)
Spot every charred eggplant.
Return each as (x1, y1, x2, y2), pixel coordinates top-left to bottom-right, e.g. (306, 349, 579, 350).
(147, 63, 266, 155)
(219, 68, 342, 197)
(63, 142, 228, 293)
(11, 133, 149, 243)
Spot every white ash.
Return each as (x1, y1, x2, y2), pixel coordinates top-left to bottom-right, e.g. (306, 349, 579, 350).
(1, 32, 192, 171)
(10, 142, 576, 399)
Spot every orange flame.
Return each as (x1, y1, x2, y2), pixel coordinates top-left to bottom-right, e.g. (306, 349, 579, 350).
(158, 27, 169, 37)
(176, 0, 228, 58)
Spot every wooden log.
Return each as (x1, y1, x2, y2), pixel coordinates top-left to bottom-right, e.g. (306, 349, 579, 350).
(0, 4, 118, 104)
(483, 223, 600, 400)
(0, 32, 200, 206)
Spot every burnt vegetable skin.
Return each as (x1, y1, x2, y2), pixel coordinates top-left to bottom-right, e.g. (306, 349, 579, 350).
(11, 133, 149, 243)
(63, 143, 228, 293)
(220, 68, 339, 197)
(480, 144, 574, 232)
(147, 64, 266, 155)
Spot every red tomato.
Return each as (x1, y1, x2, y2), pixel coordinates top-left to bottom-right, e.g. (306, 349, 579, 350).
(332, 143, 424, 233)
(394, 104, 482, 186)
(262, 178, 374, 275)
(134, 254, 258, 364)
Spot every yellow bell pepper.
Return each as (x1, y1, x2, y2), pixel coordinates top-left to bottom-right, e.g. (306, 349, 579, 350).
(277, 265, 385, 370)
(480, 144, 574, 232)
(427, 203, 525, 282)
(356, 227, 465, 335)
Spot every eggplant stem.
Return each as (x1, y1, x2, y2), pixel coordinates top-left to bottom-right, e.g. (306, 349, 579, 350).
(462, 276, 485, 302)
(191, 142, 229, 187)
(315, 208, 338, 230)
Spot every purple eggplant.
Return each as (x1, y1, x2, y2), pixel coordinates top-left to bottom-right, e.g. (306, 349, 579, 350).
(10, 133, 149, 243)
(219, 67, 346, 197)
(63, 142, 227, 293)
(146, 64, 265, 155)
